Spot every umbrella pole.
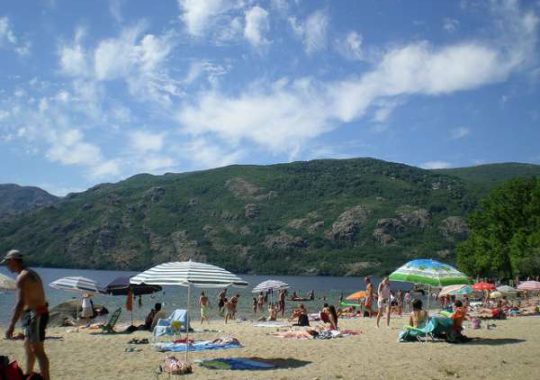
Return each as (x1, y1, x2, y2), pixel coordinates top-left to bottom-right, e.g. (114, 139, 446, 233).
(185, 283, 191, 362)
(426, 285, 431, 343)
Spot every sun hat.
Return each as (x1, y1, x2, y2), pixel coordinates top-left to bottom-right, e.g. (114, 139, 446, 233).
(1, 249, 23, 264)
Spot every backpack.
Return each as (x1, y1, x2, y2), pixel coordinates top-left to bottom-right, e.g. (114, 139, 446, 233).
(298, 314, 310, 326)
(0, 357, 24, 380)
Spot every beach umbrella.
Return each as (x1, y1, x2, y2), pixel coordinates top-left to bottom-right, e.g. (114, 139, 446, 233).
(252, 279, 289, 293)
(489, 291, 503, 299)
(439, 285, 473, 297)
(472, 282, 496, 292)
(252, 279, 289, 305)
(103, 276, 162, 296)
(130, 260, 248, 361)
(517, 281, 540, 291)
(345, 290, 367, 301)
(496, 285, 518, 294)
(389, 259, 470, 287)
(0, 273, 16, 291)
(49, 276, 102, 321)
(103, 276, 163, 325)
(389, 259, 470, 335)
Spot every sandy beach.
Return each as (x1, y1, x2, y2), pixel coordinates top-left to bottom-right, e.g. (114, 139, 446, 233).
(1, 313, 539, 380)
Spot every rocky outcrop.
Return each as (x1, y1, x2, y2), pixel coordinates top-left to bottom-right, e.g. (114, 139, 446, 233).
(440, 216, 469, 240)
(244, 203, 260, 219)
(144, 186, 165, 202)
(225, 177, 277, 201)
(288, 211, 323, 233)
(372, 229, 394, 245)
(326, 205, 370, 241)
(397, 207, 431, 228)
(264, 233, 307, 250)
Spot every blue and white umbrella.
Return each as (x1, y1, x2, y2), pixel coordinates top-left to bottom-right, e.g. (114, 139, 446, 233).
(252, 280, 289, 293)
(131, 260, 247, 360)
(49, 276, 101, 294)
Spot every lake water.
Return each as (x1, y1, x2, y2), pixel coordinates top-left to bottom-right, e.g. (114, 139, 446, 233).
(0, 267, 412, 326)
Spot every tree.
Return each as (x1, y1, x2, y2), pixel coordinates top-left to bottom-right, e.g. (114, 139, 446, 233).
(457, 178, 540, 278)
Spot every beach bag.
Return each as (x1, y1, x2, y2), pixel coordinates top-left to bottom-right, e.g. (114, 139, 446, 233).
(163, 356, 192, 375)
(298, 314, 310, 326)
(471, 318, 481, 329)
(0, 358, 24, 380)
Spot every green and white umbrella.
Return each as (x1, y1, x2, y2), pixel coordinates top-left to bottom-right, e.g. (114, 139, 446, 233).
(389, 259, 470, 287)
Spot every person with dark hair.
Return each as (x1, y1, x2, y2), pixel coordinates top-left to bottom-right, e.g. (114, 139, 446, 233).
(144, 303, 165, 331)
(448, 299, 470, 342)
(327, 305, 339, 330)
(364, 277, 374, 317)
(3, 249, 50, 380)
(408, 299, 428, 328)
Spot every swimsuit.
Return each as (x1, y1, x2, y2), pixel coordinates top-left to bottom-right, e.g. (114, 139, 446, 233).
(22, 305, 49, 343)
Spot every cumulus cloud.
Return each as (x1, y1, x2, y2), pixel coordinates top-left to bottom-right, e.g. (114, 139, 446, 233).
(178, 0, 228, 37)
(244, 6, 270, 47)
(129, 130, 165, 153)
(59, 25, 178, 105)
(289, 10, 328, 54)
(0, 16, 30, 55)
(450, 127, 470, 139)
(179, 1, 538, 155)
(421, 161, 452, 169)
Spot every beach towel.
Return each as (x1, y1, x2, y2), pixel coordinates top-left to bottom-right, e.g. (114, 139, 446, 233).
(154, 340, 242, 352)
(254, 321, 288, 328)
(197, 358, 275, 370)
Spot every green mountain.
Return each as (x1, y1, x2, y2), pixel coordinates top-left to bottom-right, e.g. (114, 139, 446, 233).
(1, 158, 539, 276)
(0, 184, 59, 217)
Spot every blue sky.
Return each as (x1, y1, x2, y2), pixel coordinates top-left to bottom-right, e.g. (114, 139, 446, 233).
(0, 0, 539, 195)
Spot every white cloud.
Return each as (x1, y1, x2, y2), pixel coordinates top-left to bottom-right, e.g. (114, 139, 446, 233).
(337, 31, 363, 60)
(129, 131, 165, 153)
(289, 10, 329, 54)
(443, 18, 459, 33)
(178, 0, 227, 37)
(179, 1, 538, 156)
(109, 0, 124, 22)
(46, 129, 103, 166)
(0, 16, 30, 55)
(421, 161, 452, 169)
(450, 127, 470, 139)
(244, 6, 270, 47)
(182, 137, 244, 169)
(59, 28, 89, 77)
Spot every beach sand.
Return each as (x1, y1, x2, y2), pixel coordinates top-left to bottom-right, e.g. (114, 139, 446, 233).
(1, 314, 539, 380)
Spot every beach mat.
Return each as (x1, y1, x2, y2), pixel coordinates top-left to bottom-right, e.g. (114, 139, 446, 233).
(198, 358, 275, 370)
(154, 341, 242, 352)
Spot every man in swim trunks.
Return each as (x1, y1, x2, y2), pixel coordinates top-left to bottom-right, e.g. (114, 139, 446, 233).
(3, 249, 50, 380)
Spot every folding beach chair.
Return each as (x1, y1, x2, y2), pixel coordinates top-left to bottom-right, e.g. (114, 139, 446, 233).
(153, 309, 192, 338)
(99, 307, 122, 333)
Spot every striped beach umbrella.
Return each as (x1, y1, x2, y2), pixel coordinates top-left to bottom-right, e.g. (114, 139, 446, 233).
(496, 285, 518, 294)
(130, 260, 248, 288)
(252, 280, 289, 293)
(389, 259, 470, 287)
(49, 276, 101, 293)
(0, 273, 16, 291)
(517, 281, 540, 291)
(131, 260, 248, 361)
(439, 284, 473, 297)
(49, 276, 102, 322)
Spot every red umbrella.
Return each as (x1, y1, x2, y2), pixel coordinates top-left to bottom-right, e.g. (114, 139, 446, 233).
(472, 282, 496, 291)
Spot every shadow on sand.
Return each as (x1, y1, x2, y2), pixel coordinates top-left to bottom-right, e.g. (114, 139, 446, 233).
(465, 337, 526, 346)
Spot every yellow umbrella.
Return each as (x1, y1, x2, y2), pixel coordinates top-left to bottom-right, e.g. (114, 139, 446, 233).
(345, 290, 367, 300)
(489, 291, 503, 299)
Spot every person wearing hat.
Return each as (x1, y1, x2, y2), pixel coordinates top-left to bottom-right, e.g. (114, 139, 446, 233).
(2, 249, 50, 380)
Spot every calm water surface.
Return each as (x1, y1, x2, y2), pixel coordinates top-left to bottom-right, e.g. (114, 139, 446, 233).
(0, 267, 412, 326)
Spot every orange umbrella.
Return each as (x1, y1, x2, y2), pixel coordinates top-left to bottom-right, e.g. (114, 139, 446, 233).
(345, 290, 367, 300)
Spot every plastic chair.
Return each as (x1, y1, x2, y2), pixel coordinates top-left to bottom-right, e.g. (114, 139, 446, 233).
(153, 309, 191, 337)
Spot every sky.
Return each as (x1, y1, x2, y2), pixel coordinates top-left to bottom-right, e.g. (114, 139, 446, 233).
(0, 0, 539, 196)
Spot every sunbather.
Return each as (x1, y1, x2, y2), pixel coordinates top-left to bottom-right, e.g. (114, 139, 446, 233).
(408, 299, 428, 328)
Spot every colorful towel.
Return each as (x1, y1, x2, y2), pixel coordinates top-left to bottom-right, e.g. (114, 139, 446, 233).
(198, 358, 275, 370)
(154, 341, 242, 352)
